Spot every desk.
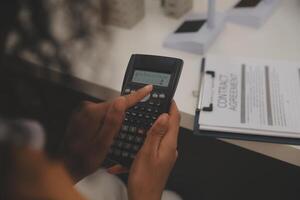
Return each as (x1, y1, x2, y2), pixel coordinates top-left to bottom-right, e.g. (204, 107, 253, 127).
(32, 0, 300, 166)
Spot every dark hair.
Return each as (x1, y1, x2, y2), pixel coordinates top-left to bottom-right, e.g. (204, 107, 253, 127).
(1, 0, 109, 73)
(0, 0, 109, 156)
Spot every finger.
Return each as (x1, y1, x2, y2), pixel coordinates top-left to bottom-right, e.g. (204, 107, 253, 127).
(161, 101, 180, 149)
(123, 85, 153, 108)
(67, 101, 110, 141)
(142, 113, 169, 155)
(96, 97, 127, 148)
(107, 164, 128, 174)
(83, 101, 110, 126)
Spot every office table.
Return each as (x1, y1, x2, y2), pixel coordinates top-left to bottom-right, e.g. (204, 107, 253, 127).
(22, 0, 300, 166)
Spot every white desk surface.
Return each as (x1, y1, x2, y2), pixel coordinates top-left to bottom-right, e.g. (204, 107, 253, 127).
(62, 0, 300, 166)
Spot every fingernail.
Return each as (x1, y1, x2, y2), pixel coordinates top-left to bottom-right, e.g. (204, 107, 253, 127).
(144, 85, 153, 91)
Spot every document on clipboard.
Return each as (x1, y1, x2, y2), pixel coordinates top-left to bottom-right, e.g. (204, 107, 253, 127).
(194, 56, 300, 143)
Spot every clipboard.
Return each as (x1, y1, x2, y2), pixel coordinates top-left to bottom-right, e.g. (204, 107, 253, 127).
(193, 58, 300, 145)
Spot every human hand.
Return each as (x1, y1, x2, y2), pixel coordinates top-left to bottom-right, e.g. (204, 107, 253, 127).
(62, 85, 153, 182)
(127, 101, 180, 200)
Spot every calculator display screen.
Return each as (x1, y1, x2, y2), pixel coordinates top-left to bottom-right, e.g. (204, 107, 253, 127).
(132, 70, 171, 87)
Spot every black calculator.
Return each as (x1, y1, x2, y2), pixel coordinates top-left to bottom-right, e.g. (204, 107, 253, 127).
(108, 54, 183, 167)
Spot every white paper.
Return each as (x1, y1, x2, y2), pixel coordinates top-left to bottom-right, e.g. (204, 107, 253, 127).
(198, 56, 300, 139)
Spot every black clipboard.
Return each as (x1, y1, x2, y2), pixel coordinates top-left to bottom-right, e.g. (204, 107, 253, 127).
(193, 58, 300, 145)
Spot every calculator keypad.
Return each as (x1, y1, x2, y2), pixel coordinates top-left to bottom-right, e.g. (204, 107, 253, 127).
(109, 86, 167, 166)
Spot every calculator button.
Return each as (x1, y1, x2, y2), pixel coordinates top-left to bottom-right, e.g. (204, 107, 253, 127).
(145, 114, 150, 119)
(124, 117, 129, 122)
(146, 108, 152, 112)
(152, 93, 159, 98)
(154, 109, 159, 114)
(122, 151, 129, 157)
(156, 101, 161, 106)
(127, 135, 135, 142)
(116, 141, 124, 148)
(137, 128, 145, 135)
(133, 145, 140, 151)
(124, 143, 132, 149)
(113, 149, 121, 156)
(124, 88, 131, 94)
(152, 116, 157, 120)
(140, 107, 145, 111)
(138, 113, 143, 118)
(129, 126, 137, 133)
(130, 90, 136, 93)
(135, 136, 143, 143)
(144, 119, 151, 125)
(134, 105, 139, 110)
(149, 101, 155, 106)
(121, 125, 129, 132)
(129, 153, 136, 159)
(131, 112, 137, 117)
(141, 94, 150, 102)
(119, 133, 126, 139)
(159, 93, 166, 99)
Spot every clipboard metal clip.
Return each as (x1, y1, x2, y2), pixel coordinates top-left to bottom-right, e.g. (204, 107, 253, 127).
(197, 58, 215, 113)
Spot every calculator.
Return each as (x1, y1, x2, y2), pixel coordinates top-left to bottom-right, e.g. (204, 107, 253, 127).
(108, 54, 183, 167)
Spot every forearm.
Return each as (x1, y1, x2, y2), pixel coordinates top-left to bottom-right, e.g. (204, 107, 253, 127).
(129, 194, 161, 200)
(128, 187, 162, 200)
(41, 162, 87, 200)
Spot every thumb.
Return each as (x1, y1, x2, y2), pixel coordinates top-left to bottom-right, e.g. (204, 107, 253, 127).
(142, 114, 169, 155)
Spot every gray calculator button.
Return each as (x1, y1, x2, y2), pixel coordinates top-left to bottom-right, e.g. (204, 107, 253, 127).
(141, 94, 150, 102)
(149, 101, 155, 105)
(116, 141, 123, 148)
(129, 153, 136, 159)
(121, 125, 129, 132)
(133, 145, 139, 151)
(131, 112, 137, 116)
(127, 135, 135, 142)
(114, 149, 121, 156)
(119, 133, 126, 139)
(122, 151, 129, 157)
(159, 93, 166, 99)
(147, 108, 152, 112)
(124, 143, 132, 149)
(137, 128, 145, 135)
(152, 93, 159, 98)
(129, 126, 137, 133)
(124, 88, 131, 94)
(135, 136, 143, 143)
